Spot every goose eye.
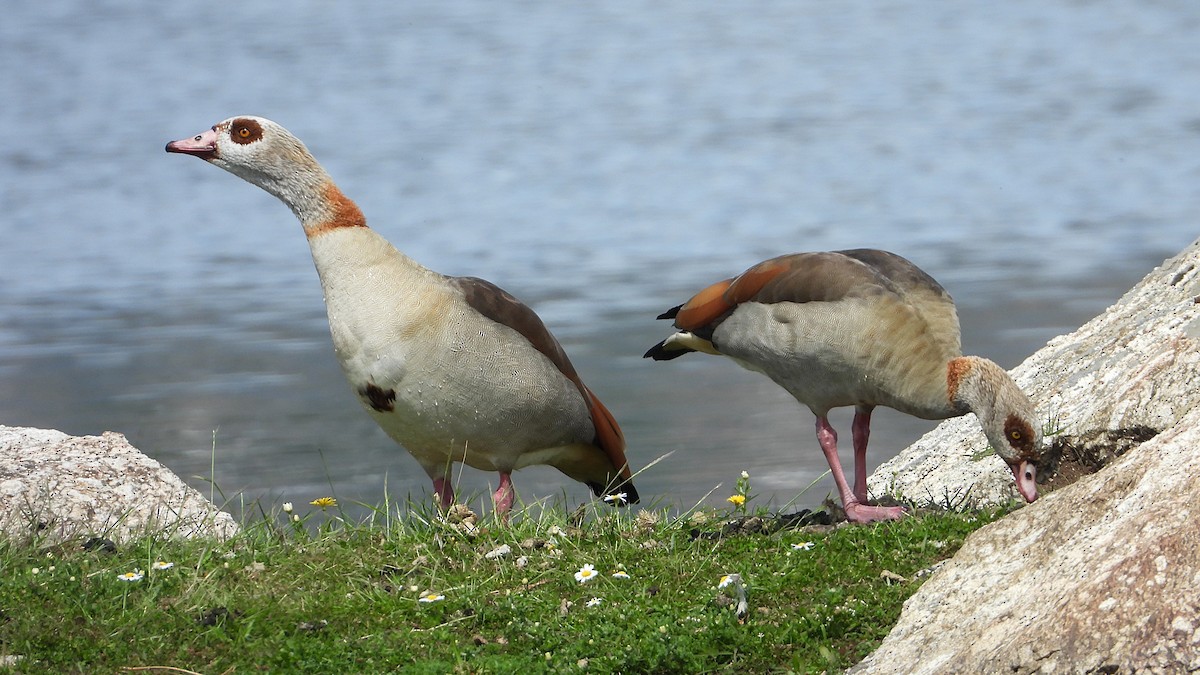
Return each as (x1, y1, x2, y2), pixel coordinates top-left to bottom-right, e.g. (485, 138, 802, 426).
(1010, 430, 1022, 441)
(228, 119, 263, 145)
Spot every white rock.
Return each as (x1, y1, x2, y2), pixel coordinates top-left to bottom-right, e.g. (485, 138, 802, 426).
(0, 425, 238, 542)
(854, 239, 1200, 672)
(853, 408, 1200, 672)
(869, 237, 1200, 507)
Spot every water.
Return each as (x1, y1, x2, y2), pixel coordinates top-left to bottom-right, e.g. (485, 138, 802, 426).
(2, 1, 1198, 518)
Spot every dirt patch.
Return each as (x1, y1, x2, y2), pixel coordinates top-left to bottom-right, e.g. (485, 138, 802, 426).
(1039, 426, 1159, 493)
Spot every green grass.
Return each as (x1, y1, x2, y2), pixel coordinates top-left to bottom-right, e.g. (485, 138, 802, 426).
(0, 497, 1013, 674)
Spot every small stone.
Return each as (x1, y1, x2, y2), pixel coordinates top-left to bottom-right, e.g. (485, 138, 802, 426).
(484, 544, 511, 560)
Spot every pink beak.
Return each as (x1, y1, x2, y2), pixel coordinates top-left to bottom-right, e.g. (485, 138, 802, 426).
(1012, 460, 1038, 502)
(165, 127, 220, 160)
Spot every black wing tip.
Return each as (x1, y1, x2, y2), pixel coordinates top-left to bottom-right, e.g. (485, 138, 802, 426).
(656, 304, 683, 321)
(590, 480, 641, 506)
(644, 341, 691, 361)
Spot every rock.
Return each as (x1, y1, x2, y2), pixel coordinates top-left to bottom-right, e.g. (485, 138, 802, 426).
(851, 406, 1200, 673)
(0, 425, 238, 542)
(868, 238, 1200, 506)
(854, 240, 1200, 672)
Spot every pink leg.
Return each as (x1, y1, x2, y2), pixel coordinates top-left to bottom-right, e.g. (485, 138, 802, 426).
(492, 472, 515, 521)
(432, 477, 454, 511)
(851, 406, 874, 503)
(815, 416, 904, 523)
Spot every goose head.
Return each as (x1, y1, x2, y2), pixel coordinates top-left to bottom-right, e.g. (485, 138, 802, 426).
(166, 116, 341, 225)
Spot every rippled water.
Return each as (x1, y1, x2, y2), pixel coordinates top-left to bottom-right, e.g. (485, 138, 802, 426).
(2, 1, 1198, 517)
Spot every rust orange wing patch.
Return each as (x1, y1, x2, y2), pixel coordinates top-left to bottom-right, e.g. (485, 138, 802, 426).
(673, 257, 791, 330)
(724, 257, 791, 305)
(585, 386, 631, 479)
(672, 278, 733, 330)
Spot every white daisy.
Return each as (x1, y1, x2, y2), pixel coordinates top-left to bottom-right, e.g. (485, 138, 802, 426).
(574, 564, 598, 583)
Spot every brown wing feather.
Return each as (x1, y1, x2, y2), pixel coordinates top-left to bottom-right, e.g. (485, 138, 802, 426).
(836, 248, 961, 357)
(451, 276, 583, 383)
(672, 253, 873, 334)
(450, 276, 635, 480)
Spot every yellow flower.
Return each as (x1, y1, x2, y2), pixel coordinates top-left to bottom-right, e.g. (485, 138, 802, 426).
(310, 497, 337, 509)
(727, 494, 746, 507)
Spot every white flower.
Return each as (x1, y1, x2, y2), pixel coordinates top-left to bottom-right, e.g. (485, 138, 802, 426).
(292, 514, 300, 522)
(418, 592, 445, 603)
(117, 570, 144, 582)
(30, 567, 40, 575)
(612, 570, 630, 579)
(574, 564, 598, 583)
(586, 597, 602, 607)
(718, 574, 734, 589)
(152, 561, 175, 570)
(602, 492, 627, 505)
(791, 541, 815, 551)
(741, 471, 750, 480)
(282, 502, 294, 513)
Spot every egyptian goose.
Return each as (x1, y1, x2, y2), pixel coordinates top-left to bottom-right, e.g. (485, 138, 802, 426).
(645, 249, 1041, 523)
(166, 116, 638, 516)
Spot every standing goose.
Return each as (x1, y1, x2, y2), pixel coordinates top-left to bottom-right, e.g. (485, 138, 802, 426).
(645, 249, 1040, 523)
(166, 116, 638, 516)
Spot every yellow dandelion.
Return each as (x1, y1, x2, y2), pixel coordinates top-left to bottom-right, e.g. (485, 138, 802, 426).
(310, 497, 337, 508)
(727, 494, 746, 507)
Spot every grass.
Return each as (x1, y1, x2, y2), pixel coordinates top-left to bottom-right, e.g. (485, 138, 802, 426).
(0, 493, 1015, 674)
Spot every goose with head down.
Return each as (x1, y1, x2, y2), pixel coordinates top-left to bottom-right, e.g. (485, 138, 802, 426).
(166, 116, 638, 517)
(645, 249, 1041, 523)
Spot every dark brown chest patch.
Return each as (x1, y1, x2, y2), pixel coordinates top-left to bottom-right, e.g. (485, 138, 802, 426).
(358, 383, 396, 413)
